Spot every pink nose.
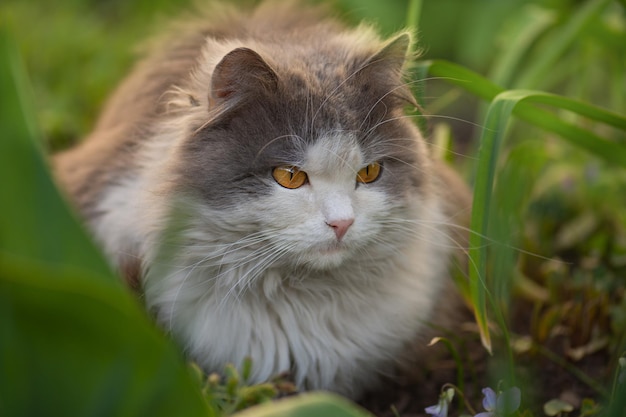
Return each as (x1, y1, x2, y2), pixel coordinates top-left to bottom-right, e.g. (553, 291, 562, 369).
(326, 218, 354, 241)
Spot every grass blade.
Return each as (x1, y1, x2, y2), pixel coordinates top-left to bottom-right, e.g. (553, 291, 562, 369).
(406, 0, 423, 42)
(488, 5, 556, 87)
(416, 60, 503, 101)
(416, 59, 626, 351)
(418, 60, 626, 157)
(514, 0, 613, 88)
(469, 88, 626, 352)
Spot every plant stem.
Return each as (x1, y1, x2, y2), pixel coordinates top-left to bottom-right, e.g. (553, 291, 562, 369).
(406, 0, 422, 54)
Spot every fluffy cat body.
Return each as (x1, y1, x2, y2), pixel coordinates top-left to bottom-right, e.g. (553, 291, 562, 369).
(54, 1, 471, 398)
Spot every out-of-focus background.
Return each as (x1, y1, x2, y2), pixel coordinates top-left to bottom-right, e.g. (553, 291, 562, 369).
(1, 0, 625, 416)
(4, 0, 623, 150)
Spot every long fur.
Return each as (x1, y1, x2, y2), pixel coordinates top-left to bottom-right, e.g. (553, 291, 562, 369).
(53, 0, 472, 399)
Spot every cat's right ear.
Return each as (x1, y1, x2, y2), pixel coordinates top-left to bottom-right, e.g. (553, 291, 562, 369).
(209, 47, 279, 108)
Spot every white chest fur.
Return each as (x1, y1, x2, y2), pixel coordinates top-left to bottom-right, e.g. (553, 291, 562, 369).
(94, 131, 453, 397)
(140, 199, 451, 397)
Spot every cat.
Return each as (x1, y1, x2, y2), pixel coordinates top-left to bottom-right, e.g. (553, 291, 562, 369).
(53, 0, 472, 399)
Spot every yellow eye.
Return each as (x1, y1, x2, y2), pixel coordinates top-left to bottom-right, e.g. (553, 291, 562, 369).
(356, 162, 382, 184)
(272, 166, 308, 189)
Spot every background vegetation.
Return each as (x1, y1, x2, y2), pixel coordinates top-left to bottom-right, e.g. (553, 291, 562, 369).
(1, 0, 625, 416)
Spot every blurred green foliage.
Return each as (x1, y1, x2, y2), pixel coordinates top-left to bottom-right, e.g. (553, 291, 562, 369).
(0, 26, 209, 417)
(4, 0, 624, 149)
(2, 0, 626, 416)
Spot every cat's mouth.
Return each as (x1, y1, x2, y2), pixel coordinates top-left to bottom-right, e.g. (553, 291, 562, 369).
(318, 238, 350, 253)
(293, 240, 354, 270)
(318, 244, 344, 255)
(308, 241, 353, 267)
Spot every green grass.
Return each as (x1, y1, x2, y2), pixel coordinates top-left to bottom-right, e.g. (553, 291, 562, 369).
(1, 0, 625, 416)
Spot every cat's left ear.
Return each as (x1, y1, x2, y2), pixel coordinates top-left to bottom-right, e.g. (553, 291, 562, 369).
(209, 47, 279, 108)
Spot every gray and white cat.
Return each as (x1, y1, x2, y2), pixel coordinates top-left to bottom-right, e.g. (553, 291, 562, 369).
(54, 1, 471, 398)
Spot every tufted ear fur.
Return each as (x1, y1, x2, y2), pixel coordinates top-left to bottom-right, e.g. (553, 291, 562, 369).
(209, 47, 279, 108)
(366, 32, 411, 74)
(355, 32, 416, 107)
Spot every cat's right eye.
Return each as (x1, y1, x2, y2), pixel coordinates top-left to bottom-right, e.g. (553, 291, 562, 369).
(272, 166, 308, 189)
(356, 162, 382, 184)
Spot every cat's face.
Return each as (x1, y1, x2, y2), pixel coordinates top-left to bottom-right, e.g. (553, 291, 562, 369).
(166, 35, 432, 273)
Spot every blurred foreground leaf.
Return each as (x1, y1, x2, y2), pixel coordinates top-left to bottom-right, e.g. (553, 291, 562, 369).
(234, 393, 372, 417)
(0, 24, 210, 417)
(0, 255, 211, 417)
(0, 20, 111, 279)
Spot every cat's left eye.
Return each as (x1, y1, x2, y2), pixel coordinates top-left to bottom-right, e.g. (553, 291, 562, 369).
(356, 162, 382, 184)
(272, 166, 308, 189)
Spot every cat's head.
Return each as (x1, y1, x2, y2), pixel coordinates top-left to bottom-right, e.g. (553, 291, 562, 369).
(157, 32, 437, 273)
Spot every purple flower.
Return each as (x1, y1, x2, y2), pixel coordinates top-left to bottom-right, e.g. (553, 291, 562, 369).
(425, 401, 448, 417)
(425, 388, 454, 417)
(475, 387, 521, 417)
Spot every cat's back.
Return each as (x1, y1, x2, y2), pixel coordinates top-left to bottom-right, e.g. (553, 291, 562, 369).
(94, 2, 343, 131)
